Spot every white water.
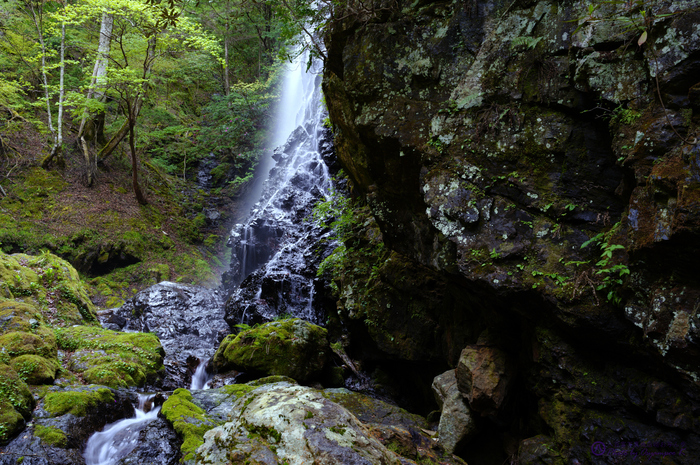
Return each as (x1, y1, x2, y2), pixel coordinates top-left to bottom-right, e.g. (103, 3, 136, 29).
(190, 359, 211, 390)
(83, 394, 159, 465)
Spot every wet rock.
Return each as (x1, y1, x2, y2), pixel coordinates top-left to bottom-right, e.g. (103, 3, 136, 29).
(221, 64, 336, 326)
(103, 281, 227, 389)
(114, 417, 181, 465)
(455, 344, 513, 417)
(212, 318, 328, 382)
(0, 385, 134, 465)
(431, 370, 476, 454)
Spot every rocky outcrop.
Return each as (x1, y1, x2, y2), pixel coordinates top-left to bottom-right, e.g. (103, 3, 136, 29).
(102, 281, 227, 389)
(455, 341, 513, 417)
(323, 0, 700, 462)
(195, 381, 466, 465)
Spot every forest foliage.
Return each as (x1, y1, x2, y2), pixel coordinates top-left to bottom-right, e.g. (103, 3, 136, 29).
(0, 0, 324, 196)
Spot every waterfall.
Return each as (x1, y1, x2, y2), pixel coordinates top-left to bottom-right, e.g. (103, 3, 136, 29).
(83, 394, 160, 465)
(190, 359, 211, 390)
(222, 49, 336, 325)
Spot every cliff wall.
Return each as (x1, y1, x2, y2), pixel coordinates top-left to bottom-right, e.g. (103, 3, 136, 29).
(323, 0, 700, 462)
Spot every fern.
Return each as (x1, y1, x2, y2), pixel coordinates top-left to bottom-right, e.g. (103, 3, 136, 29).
(510, 36, 543, 50)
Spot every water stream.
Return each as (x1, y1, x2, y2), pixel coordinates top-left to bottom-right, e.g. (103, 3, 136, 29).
(190, 359, 211, 390)
(83, 394, 160, 465)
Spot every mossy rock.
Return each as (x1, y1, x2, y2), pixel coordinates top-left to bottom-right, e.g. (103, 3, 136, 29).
(0, 301, 45, 334)
(161, 388, 218, 462)
(0, 328, 57, 359)
(322, 387, 427, 429)
(35, 424, 68, 448)
(212, 318, 329, 382)
(0, 250, 97, 325)
(0, 398, 25, 444)
(10, 354, 59, 385)
(55, 325, 164, 388)
(43, 386, 114, 417)
(0, 363, 34, 418)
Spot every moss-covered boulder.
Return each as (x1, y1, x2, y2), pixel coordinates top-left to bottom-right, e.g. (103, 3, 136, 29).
(0, 250, 97, 325)
(0, 328, 57, 360)
(42, 386, 114, 417)
(160, 388, 220, 463)
(0, 398, 25, 444)
(212, 318, 328, 382)
(55, 326, 164, 388)
(0, 363, 34, 421)
(10, 354, 59, 385)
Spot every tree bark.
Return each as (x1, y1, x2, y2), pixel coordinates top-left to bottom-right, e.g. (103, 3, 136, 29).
(223, 21, 230, 96)
(77, 12, 113, 183)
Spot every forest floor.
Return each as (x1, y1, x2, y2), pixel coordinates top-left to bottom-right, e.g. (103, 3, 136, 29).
(0, 119, 242, 308)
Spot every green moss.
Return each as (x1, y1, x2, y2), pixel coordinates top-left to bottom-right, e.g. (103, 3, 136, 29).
(221, 384, 255, 397)
(245, 375, 297, 387)
(43, 387, 113, 417)
(10, 354, 59, 385)
(0, 398, 25, 443)
(0, 364, 34, 418)
(0, 250, 97, 326)
(161, 388, 218, 462)
(212, 318, 328, 382)
(0, 328, 57, 359)
(0, 301, 44, 333)
(35, 424, 68, 448)
(54, 326, 163, 388)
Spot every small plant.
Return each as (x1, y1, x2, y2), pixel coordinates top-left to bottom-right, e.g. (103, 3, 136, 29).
(580, 223, 630, 305)
(510, 36, 543, 50)
(427, 137, 446, 154)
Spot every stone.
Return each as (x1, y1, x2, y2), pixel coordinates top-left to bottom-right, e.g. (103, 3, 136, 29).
(455, 345, 513, 416)
(195, 382, 402, 465)
(431, 370, 476, 454)
(212, 318, 328, 382)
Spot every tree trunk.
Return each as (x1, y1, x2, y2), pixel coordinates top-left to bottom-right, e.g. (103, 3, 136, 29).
(223, 21, 230, 96)
(79, 12, 113, 137)
(128, 106, 147, 205)
(42, 20, 66, 169)
(77, 12, 113, 183)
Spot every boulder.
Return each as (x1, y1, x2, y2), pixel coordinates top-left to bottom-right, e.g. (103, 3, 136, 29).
(195, 382, 402, 465)
(431, 370, 476, 454)
(0, 250, 97, 325)
(212, 318, 328, 382)
(455, 344, 513, 416)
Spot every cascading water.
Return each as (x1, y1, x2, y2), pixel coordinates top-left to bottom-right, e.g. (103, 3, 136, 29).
(83, 394, 160, 465)
(190, 359, 211, 390)
(222, 49, 337, 326)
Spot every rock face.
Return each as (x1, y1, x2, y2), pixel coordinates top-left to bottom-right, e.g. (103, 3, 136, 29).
(323, 0, 700, 462)
(0, 386, 135, 465)
(102, 281, 227, 389)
